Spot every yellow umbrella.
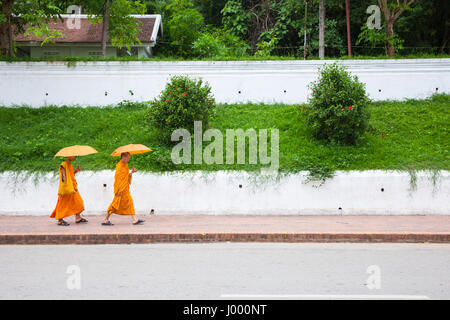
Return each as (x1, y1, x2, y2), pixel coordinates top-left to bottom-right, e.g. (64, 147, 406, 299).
(54, 145, 98, 159)
(111, 144, 152, 157)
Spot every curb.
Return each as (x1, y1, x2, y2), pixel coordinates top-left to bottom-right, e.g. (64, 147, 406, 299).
(1, 233, 449, 245)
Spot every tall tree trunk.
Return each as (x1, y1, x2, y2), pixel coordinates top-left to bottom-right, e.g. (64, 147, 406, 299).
(0, 0, 14, 58)
(385, 19, 395, 56)
(318, 0, 325, 59)
(345, 0, 351, 57)
(378, 0, 416, 57)
(101, 0, 111, 57)
(303, 0, 308, 60)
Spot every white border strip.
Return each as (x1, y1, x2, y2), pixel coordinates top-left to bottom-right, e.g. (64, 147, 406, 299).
(220, 294, 431, 300)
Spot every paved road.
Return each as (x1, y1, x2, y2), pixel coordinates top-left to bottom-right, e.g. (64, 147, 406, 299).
(0, 243, 448, 299)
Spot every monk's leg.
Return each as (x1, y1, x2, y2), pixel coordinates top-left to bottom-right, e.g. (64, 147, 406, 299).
(58, 219, 69, 226)
(75, 213, 86, 223)
(103, 212, 111, 223)
(131, 214, 144, 225)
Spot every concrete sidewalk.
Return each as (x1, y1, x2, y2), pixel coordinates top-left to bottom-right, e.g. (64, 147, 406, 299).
(0, 215, 449, 244)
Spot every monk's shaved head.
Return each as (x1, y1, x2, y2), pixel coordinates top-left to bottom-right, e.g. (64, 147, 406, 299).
(121, 152, 131, 163)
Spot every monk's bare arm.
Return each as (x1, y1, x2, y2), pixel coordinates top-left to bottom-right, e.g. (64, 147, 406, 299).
(128, 167, 137, 184)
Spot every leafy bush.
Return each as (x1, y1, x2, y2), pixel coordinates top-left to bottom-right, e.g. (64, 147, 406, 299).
(166, 0, 204, 57)
(356, 24, 404, 56)
(305, 63, 371, 145)
(148, 75, 215, 143)
(255, 36, 277, 57)
(192, 31, 225, 58)
(192, 28, 249, 58)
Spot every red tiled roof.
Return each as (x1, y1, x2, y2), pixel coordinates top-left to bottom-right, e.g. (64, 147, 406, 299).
(14, 16, 157, 44)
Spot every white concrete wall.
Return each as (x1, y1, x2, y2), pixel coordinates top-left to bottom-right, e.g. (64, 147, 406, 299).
(0, 170, 448, 216)
(0, 59, 449, 107)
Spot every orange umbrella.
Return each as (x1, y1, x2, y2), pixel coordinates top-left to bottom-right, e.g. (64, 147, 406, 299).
(111, 144, 152, 157)
(54, 145, 98, 158)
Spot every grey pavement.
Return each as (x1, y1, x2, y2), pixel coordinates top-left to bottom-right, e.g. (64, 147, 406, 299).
(0, 243, 448, 299)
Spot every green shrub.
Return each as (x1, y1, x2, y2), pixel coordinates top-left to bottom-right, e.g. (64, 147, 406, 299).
(148, 75, 215, 144)
(306, 62, 371, 145)
(216, 29, 249, 57)
(192, 31, 226, 58)
(192, 29, 249, 58)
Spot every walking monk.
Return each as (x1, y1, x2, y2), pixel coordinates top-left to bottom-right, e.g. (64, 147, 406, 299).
(102, 152, 144, 225)
(51, 156, 88, 226)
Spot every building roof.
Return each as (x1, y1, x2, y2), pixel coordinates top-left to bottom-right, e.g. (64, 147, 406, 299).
(14, 14, 162, 46)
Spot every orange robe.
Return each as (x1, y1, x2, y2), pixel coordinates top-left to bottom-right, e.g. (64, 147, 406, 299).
(107, 160, 135, 215)
(51, 161, 84, 219)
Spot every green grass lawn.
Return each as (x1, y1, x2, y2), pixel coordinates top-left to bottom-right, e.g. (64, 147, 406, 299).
(0, 94, 448, 177)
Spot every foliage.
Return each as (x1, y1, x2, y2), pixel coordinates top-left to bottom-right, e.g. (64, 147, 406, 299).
(18, 1, 65, 47)
(3, 0, 448, 59)
(165, 0, 204, 56)
(0, 0, 70, 57)
(148, 75, 215, 144)
(192, 0, 228, 26)
(305, 62, 371, 145)
(109, 0, 147, 50)
(254, 36, 277, 57)
(2, 53, 449, 63)
(220, 0, 251, 39)
(81, 0, 147, 51)
(220, 0, 346, 57)
(356, 24, 404, 55)
(192, 28, 249, 58)
(300, 18, 346, 57)
(356, 24, 385, 49)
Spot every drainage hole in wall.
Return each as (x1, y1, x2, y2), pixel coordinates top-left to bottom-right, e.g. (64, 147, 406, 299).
(239, 184, 242, 188)
(129, 90, 134, 96)
(238, 91, 241, 94)
(103, 184, 107, 187)
(378, 89, 381, 92)
(105, 91, 108, 96)
(283, 90, 286, 93)
(381, 188, 384, 192)
(45, 92, 48, 96)
(338, 207, 342, 210)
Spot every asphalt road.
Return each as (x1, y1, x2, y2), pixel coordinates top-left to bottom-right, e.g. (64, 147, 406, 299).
(0, 243, 448, 299)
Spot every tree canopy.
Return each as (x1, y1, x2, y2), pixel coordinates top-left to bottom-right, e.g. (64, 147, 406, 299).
(1, 0, 448, 58)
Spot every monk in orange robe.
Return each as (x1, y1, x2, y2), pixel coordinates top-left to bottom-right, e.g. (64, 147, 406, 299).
(51, 156, 87, 226)
(103, 152, 144, 225)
